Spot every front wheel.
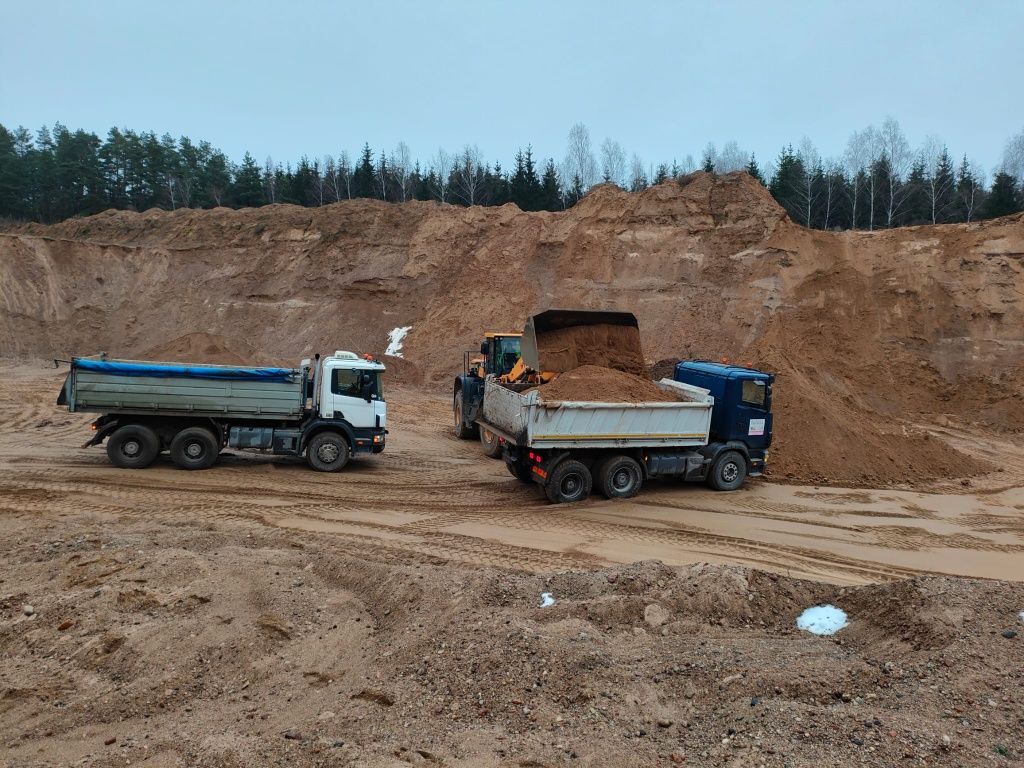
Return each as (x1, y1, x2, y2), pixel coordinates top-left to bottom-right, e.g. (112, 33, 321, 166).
(106, 424, 160, 469)
(596, 455, 644, 499)
(708, 450, 747, 491)
(169, 427, 219, 470)
(479, 426, 502, 458)
(544, 459, 593, 504)
(307, 432, 350, 472)
(453, 391, 477, 440)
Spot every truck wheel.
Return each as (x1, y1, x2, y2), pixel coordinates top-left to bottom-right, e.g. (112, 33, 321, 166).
(479, 426, 502, 458)
(453, 391, 477, 439)
(708, 450, 747, 491)
(307, 432, 350, 472)
(106, 424, 160, 469)
(596, 455, 644, 499)
(169, 427, 219, 470)
(506, 458, 533, 484)
(544, 460, 592, 504)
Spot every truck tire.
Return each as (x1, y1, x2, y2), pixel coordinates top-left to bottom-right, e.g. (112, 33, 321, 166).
(479, 426, 502, 458)
(453, 391, 477, 439)
(708, 450, 747, 491)
(544, 459, 592, 504)
(506, 458, 534, 484)
(106, 424, 160, 469)
(306, 432, 350, 472)
(596, 455, 644, 499)
(169, 427, 220, 470)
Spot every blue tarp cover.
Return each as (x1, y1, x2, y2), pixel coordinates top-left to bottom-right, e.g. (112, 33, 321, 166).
(74, 358, 297, 382)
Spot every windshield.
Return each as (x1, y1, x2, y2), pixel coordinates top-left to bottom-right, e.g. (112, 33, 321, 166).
(494, 337, 521, 375)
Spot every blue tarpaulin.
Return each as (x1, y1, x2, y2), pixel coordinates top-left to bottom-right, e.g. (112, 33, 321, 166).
(74, 358, 297, 382)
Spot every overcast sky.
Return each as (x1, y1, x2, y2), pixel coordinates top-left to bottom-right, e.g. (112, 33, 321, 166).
(3, 0, 1022, 178)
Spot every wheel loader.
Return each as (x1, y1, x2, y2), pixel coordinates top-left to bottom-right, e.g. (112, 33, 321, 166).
(453, 310, 641, 457)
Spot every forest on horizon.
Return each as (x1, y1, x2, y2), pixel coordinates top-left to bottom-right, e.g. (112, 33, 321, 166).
(1, 119, 1022, 230)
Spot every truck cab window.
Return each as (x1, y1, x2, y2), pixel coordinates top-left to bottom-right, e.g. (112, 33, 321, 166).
(741, 379, 766, 408)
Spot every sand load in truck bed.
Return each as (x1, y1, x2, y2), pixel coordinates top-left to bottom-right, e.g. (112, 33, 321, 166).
(534, 323, 646, 376)
(533, 365, 679, 403)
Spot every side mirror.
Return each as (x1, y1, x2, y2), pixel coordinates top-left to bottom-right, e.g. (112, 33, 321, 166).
(480, 340, 489, 355)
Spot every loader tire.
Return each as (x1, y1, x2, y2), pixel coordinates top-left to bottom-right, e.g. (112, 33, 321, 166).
(170, 427, 220, 470)
(106, 424, 160, 469)
(307, 432, 350, 472)
(595, 455, 643, 499)
(708, 450, 746, 491)
(453, 391, 477, 439)
(479, 425, 502, 458)
(544, 459, 592, 504)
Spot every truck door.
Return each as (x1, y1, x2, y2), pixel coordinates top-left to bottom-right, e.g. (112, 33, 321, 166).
(733, 377, 772, 450)
(325, 365, 378, 428)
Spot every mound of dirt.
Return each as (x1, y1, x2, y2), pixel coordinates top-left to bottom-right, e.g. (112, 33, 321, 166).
(378, 354, 422, 385)
(535, 364, 679, 403)
(534, 322, 646, 376)
(140, 332, 278, 366)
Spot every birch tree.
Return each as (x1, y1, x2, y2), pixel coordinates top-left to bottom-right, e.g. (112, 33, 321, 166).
(918, 137, 954, 224)
(452, 145, 486, 205)
(429, 148, 452, 202)
(796, 138, 821, 228)
(389, 141, 413, 202)
(1002, 127, 1024, 180)
(879, 117, 912, 227)
(716, 140, 748, 173)
(563, 123, 597, 190)
(600, 138, 626, 186)
(629, 153, 647, 191)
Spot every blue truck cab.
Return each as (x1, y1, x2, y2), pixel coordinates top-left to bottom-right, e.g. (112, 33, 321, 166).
(674, 361, 774, 477)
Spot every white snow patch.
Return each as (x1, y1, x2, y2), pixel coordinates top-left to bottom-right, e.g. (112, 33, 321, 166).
(1019, 610, 1024, 624)
(540, 593, 555, 608)
(385, 326, 412, 358)
(796, 604, 848, 636)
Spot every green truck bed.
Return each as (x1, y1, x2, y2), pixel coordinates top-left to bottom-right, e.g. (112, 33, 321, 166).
(61, 357, 307, 420)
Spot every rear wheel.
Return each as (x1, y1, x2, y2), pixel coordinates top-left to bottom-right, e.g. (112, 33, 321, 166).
(544, 459, 592, 504)
(453, 391, 477, 439)
(479, 425, 502, 458)
(169, 427, 219, 470)
(506, 458, 534, 484)
(106, 424, 160, 469)
(306, 432, 350, 472)
(708, 450, 747, 491)
(596, 455, 644, 499)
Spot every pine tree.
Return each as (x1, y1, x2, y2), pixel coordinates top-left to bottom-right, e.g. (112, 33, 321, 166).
(539, 159, 562, 211)
(232, 152, 263, 207)
(983, 172, 1020, 218)
(745, 154, 764, 184)
(510, 147, 542, 211)
(352, 143, 376, 198)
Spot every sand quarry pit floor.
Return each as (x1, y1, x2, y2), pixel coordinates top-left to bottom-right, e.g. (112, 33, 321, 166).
(2, 364, 1024, 767)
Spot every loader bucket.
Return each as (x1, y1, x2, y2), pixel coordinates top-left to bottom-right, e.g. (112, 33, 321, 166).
(520, 309, 645, 375)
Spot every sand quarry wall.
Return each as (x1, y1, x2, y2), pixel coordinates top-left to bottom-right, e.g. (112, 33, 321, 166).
(1, 172, 1022, 484)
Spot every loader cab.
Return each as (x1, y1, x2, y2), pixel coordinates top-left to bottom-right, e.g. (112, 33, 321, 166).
(318, 351, 386, 429)
(674, 361, 774, 452)
(476, 333, 522, 378)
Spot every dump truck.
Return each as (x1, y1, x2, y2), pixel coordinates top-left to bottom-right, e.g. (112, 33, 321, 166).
(58, 351, 386, 471)
(474, 310, 775, 503)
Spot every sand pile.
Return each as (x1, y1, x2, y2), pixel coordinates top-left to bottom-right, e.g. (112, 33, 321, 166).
(535, 365, 678, 403)
(534, 322, 646, 376)
(140, 332, 279, 366)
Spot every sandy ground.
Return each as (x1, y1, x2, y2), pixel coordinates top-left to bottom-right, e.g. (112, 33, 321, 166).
(2, 364, 1024, 766)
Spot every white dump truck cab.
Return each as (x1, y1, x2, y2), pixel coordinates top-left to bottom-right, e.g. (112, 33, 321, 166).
(315, 351, 387, 432)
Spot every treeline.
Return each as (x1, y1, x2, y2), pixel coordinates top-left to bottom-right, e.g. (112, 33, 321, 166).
(1, 120, 1022, 228)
